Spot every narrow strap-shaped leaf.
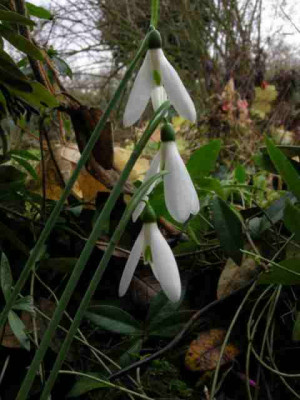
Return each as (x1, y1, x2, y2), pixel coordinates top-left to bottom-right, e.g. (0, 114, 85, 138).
(265, 136, 300, 201)
(0, 10, 35, 26)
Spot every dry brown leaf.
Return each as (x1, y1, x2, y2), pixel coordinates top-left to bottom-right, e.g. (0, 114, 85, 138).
(129, 271, 162, 308)
(0, 312, 32, 349)
(217, 255, 258, 300)
(185, 328, 240, 372)
(29, 143, 149, 203)
(114, 146, 149, 182)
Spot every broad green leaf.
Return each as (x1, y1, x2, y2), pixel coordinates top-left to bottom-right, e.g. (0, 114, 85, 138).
(0, 252, 12, 302)
(249, 193, 294, 239)
(284, 201, 300, 241)
(148, 310, 191, 338)
(0, 50, 31, 81)
(0, 25, 43, 60)
(8, 310, 30, 351)
(0, 66, 32, 92)
(119, 338, 142, 367)
(84, 305, 142, 335)
(67, 373, 110, 398)
(147, 291, 181, 323)
(0, 10, 35, 26)
(259, 258, 300, 285)
(187, 140, 221, 180)
(265, 137, 300, 201)
(10, 81, 59, 108)
(212, 196, 243, 265)
(11, 155, 38, 180)
(292, 312, 300, 341)
(10, 149, 40, 161)
(26, 2, 52, 20)
(235, 164, 246, 183)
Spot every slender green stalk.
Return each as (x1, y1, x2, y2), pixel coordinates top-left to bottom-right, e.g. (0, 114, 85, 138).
(0, 30, 151, 330)
(150, 0, 160, 28)
(16, 102, 170, 400)
(59, 370, 154, 400)
(40, 169, 167, 399)
(210, 281, 257, 399)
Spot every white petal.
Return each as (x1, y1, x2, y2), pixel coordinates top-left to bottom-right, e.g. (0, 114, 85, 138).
(119, 228, 144, 296)
(163, 142, 199, 223)
(151, 85, 168, 111)
(149, 223, 181, 302)
(123, 51, 152, 127)
(159, 49, 196, 123)
(132, 149, 161, 222)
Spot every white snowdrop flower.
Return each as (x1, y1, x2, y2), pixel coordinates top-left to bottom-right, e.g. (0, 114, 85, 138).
(132, 123, 200, 224)
(123, 29, 196, 127)
(119, 205, 181, 303)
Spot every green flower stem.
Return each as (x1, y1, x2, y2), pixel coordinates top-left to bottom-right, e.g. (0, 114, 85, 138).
(40, 169, 167, 400)
(0, 30, 150, 330)
(151, 0, 160, 28)
(16, 102, 170, 400)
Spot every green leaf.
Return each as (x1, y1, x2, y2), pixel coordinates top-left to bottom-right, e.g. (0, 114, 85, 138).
(26, 2, 52, 20)
(147, 290, 181, 323)
(84, 305, 142, 335)
(249, 194, 294, 238)
(13, 296, 34, 313)
(11, 155, 38, 180)
(0, 25, 43, 60)
(0, 65, 32, 93)
(119, 338, 142, 367)
(10, 149, 40, 161)
(187, 140, 221, 180)
(0, 10, 35, 26)
(212, 196, 243, 265)
(0, 252, 12, 302)
(265, 137, 300, 201)
(259, 258, 300, 285)
(235, 164, 246, 183)
(9, 81, 59, 108)
(148, 310, 191, 338)
(0, 50, 31, 80)
(284, 201, 300, 241)
(67, 373, 110, 398)
(8, 310, 30, 351)
(52, 56, 73, 78)
(292, 312, 300, 341)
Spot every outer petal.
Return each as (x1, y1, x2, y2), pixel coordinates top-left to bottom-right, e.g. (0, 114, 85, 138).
(163, 142, 200, 223)
(119, 228, 144, 296)
(132, 149, 161, 222)
(123, 51, 152, 127)
(159, 49, 196, 123)
(151, 85, 168, 111)
(149, 223, 181, 302)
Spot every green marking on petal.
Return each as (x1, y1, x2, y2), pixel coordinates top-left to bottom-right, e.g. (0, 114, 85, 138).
(153, 70, 161, 86)
(144, 245, 153, 264)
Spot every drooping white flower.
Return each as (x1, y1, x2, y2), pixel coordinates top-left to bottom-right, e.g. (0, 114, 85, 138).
(123, 29, 196, 127)
(119, 206, 181, 303)
(132, 123, 200, 224)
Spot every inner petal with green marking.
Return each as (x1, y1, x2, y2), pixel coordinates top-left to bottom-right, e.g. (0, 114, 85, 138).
(153, 70, 161, 86)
